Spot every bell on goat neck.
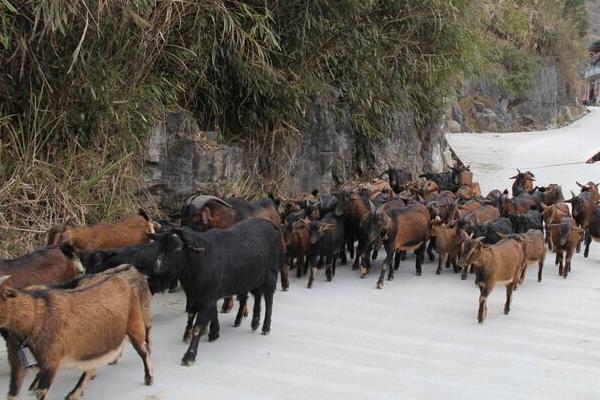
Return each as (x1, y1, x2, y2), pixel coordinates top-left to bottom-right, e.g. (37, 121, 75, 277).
(17, 346, 38, 368)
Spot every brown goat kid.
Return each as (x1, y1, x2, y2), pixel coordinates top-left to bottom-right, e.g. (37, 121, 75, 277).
(429, 217, 460, 274)
(47, 209, 155, 251)
(0, 270, 153, 400)
(547, 218, 583, 279)
(459, 233, 525, 323)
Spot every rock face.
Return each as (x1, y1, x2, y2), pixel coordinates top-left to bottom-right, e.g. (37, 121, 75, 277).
(143, 93, 453, 204)
(452, 59, 581, 132)
(143, 112, 244, 209)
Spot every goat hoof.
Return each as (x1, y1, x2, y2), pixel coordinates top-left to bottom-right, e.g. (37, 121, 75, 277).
(181, 353, 196, 366)
(282, 286, 289, 292)
(415, 272, 422, 277)
(376, 281, 384, 289)
(251, 321, 260, 331)
(234, 320, 242, 327)
(208, 333, 220, 342)
(504, 309, 510, 315)
(109, 359, 118, 366)
(145, 376, 154, 386)
(436, 270, 441, 275)
(262, 329, 270, 336)
(478, 319, 484, 324)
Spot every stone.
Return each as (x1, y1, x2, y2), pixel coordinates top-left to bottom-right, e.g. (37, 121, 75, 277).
(447, 119, 462, 133)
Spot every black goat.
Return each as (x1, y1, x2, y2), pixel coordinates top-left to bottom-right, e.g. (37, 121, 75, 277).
(152, 220, 284, 366)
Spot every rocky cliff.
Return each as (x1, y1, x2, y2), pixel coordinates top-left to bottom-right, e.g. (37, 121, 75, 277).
(447, 59, 582, 133)
(143, 92, 452, 208)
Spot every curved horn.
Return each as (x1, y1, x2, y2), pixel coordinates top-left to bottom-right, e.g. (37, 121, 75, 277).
(186, 195, 232, 209)
(576, 181, 584, 188)
(0, 275, 11, 286)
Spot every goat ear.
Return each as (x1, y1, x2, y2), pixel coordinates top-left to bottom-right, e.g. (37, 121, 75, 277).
(0, 276, 16, 299)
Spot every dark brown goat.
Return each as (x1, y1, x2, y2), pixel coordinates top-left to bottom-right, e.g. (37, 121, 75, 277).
(47, 209, 155, 251)
(376, 203, 430, 288)
(0, 269, 153, 400)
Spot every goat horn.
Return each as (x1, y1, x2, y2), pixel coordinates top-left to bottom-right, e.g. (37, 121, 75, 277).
(186, 195, 232, 209)
(0, 275, 11, 286)
(576, 181, 584, 188)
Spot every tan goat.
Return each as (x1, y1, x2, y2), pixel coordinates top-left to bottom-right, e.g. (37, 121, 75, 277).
(459, 233, 526, 323)
(0, 269, 153, 400)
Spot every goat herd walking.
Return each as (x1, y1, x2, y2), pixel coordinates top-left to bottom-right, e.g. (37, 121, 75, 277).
(1, 165, 599, 399)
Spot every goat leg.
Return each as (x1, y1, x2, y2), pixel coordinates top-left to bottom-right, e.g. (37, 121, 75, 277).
(377, 247, 393, 289)
(261, 286, 275, 335)
(504, 283, 515, 315)
(182, 312, 196, 343)
(65, 369, 96, 400)
(478, 285, 492, 324)
(250, 289, 262, 331)
(6, 336, 27, 399)
(208, 306, 220, 342)
(234, 293, 249, 327)
(33, 367, 57, 400)
(181, 305, 213, 367)
(394, 252, 401, 271)
(427, 238, 436, 261)
(280, 262, 290, 292)
(221, 296, 234, 313)
(584, 234, 592, 258)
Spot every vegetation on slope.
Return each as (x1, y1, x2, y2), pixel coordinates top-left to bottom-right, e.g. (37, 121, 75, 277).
(0, 0, 588, 255)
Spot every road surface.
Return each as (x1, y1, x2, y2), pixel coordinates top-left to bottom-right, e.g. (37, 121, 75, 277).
(2, 110, 600, 399)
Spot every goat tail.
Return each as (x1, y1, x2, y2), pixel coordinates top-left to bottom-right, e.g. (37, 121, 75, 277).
(138, 208, 151, 221)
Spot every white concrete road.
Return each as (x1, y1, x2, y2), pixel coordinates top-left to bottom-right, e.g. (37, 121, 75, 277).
(3, 111, 600, 399)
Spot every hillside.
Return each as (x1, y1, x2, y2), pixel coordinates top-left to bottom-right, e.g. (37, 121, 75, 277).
(586, 0, 600, 44)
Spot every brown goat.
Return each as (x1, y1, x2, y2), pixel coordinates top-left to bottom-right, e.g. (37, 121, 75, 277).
(514, 230, 546, 283)
(429, 217, 460, 274)
(1, 245, 81, 399)
(0, 270, 153, 400)
(284, 219, 310, 279)
(0, 244, 81, 288)
(47, 209, 155, 251)
(541, 203, 570, 250)
(376, 203, 430, 288)
(576, 181, 600, 203)
(459, 234, 525, 323)
(510, 170, 535, 196)
(547, 218, 583, 278)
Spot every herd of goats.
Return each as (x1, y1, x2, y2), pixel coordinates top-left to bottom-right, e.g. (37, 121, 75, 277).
(1, 164, 600, 399)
